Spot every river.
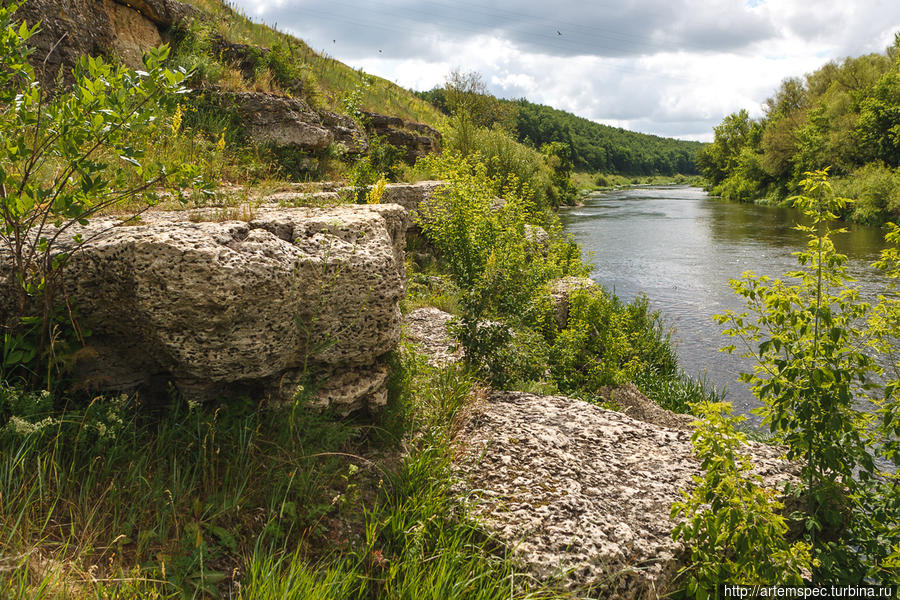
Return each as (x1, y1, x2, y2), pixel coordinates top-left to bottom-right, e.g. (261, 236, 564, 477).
(559, 185, 889, 420)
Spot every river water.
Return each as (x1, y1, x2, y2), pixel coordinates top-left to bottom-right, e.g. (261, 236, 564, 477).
(559, 185, 889, 419)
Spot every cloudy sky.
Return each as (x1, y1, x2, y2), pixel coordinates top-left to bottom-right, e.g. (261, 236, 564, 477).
(228, 0, 900, 141)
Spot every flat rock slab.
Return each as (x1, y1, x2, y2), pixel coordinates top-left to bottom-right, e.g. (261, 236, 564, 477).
(453, 391, 795, 598)
(402, 307, 462, 366)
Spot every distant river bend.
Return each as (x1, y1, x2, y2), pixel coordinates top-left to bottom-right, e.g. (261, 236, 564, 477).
(559, 185, 888, 420)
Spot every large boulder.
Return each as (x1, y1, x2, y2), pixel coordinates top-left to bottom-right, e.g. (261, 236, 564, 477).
(210, 91, 335, 151)
(13, 0, 193, 87)
(0, 204, 408, 413)
(453, 391, 796, 598)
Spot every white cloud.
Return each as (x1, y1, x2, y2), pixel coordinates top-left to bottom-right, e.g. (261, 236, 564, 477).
(228, 0, 900, 140)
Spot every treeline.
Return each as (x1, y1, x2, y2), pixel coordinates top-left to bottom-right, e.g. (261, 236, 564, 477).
(416, 88, 703, 176)
(700, 34, 900, 223)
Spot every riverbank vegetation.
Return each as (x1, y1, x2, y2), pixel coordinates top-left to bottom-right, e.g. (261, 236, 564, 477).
(0, 3, 715, 597)
(3, 0, 900, 597)
(699, 34, 900, 224)
(676, 172, 900, 588)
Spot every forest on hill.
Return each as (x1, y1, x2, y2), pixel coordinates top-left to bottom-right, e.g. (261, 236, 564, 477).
(700, 34, 900, 223)
(416, 87, 703, 176)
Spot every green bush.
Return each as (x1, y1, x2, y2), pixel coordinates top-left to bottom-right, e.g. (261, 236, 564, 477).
(716, 170, 900, 581)
(548, 290, 677, 393)
(671, 401, 813, 595)
(0, 5, 196, 387)
(832, 161, 900, 223)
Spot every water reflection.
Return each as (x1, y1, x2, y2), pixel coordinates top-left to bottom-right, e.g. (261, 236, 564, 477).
(560, 186, 889, 420)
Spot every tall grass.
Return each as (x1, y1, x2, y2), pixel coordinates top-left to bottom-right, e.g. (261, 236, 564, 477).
(176, 0, 446, 126)
(0, 354, 561, 599)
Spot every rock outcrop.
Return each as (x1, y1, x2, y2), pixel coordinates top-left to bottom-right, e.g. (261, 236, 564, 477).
(454, 391, 796, 598)
(14, 0, 194, 87)
(361, 111, 442, 164)
(0, 204, 408, 413)
(380, 181, 446, 229)
(209, 91, 336, 151)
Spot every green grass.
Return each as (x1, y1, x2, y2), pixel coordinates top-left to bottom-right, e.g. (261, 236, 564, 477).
(0, 352, 565, 599)
(177, 0, 447, 127)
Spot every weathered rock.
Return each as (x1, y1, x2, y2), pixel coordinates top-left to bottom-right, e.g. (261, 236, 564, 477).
(111, 0, 198, 26)
(361, 111, 442, 164)
(403, 307, 462, 367)
(454, 391, 796, 597)
(600, 383, 695, 430)
(14, 0, 193, 87)
(381, 181, 446, 227)
(0, 204, 408, 413)
(211, 91, 334, 151)
(319, 111, 369, 155)
(548, 276, 600, 329)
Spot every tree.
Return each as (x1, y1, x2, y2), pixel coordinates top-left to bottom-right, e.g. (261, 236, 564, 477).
(716, 170, 898, 580)
(0, 3, 194, 385)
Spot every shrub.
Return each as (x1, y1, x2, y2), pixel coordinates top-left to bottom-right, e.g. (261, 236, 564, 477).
(832, 161, 900, 223)
(0, 5, 196, 387)
(671, 401, 814, 595)
(715, 170, 899, 580)
(548, 290, 677, 394)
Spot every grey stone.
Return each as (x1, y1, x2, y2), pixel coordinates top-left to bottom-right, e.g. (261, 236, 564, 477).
(453, 391, 796, 598)
(0, 205, 408, 413)
(211, 91, 334, 151)
(403, 307, 462, 367)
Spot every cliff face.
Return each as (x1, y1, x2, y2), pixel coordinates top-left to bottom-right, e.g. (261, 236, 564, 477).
(14, 0, 441, 163)
(14, 0, 194, 87)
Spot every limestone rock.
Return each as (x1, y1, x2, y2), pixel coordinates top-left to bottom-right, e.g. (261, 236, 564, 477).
(454, 391, 796, 597)
(14, 0, 192, 87)
(381, 181, 446, 227)
(601, 383, 695, 430)
(360, 111, 442, 164)
(319, 111, 369, 155)
(113, 0, 198, 28)
(403, 307, 462, 367)
(0, 205, 408, 412)
(548, 276, 600, 329)
(211, 91, 334, 151)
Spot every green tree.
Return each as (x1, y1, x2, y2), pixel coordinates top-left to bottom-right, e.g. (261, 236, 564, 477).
(0, 3, 194, 385)
(697, 109, 757, 188)
(716, 170, 899, 580)
(540, 141, 576, 205)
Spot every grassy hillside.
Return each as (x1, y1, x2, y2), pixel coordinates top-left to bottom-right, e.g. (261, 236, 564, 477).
(177, 0, 446, 127)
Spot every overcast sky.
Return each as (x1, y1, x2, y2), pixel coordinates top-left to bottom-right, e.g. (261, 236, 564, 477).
(227, 0, 900, 141)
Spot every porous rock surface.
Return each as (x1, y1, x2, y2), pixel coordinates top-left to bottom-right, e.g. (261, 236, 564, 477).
(402, 307, 462, 367)
(0, 204, 407, 413)
(453, 391, 796, 598)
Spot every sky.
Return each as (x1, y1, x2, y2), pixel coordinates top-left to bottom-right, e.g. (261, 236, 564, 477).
(226, 0, 900, 142)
